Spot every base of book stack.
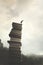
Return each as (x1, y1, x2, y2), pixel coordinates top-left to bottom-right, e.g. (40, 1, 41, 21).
(8, 22, 22, 65)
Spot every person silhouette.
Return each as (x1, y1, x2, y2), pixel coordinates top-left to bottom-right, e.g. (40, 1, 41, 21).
(21, 20, 24, 23)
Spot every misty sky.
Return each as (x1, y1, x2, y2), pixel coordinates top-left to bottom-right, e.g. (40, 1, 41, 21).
(0, 0, 43, 55)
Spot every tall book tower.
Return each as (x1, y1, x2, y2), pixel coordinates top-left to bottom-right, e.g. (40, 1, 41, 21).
(8, 22, 22, 65)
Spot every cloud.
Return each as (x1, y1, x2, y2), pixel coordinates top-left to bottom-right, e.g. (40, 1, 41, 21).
(0, 0, 33, 20)
(7, 0, 33, 18)
(21, 0, 43, 55)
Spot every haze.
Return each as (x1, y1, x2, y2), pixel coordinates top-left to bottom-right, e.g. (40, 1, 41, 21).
(0, 0, 43, 55)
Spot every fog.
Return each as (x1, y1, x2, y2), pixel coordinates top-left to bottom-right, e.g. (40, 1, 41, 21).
(0, 0, 43, 55)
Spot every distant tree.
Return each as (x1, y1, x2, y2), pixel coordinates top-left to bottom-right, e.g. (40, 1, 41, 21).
(21, 54, 43, 65)
(0, 39, 3, 48)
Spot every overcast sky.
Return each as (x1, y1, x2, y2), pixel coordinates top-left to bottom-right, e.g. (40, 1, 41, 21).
(0, 0, 43, 55)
